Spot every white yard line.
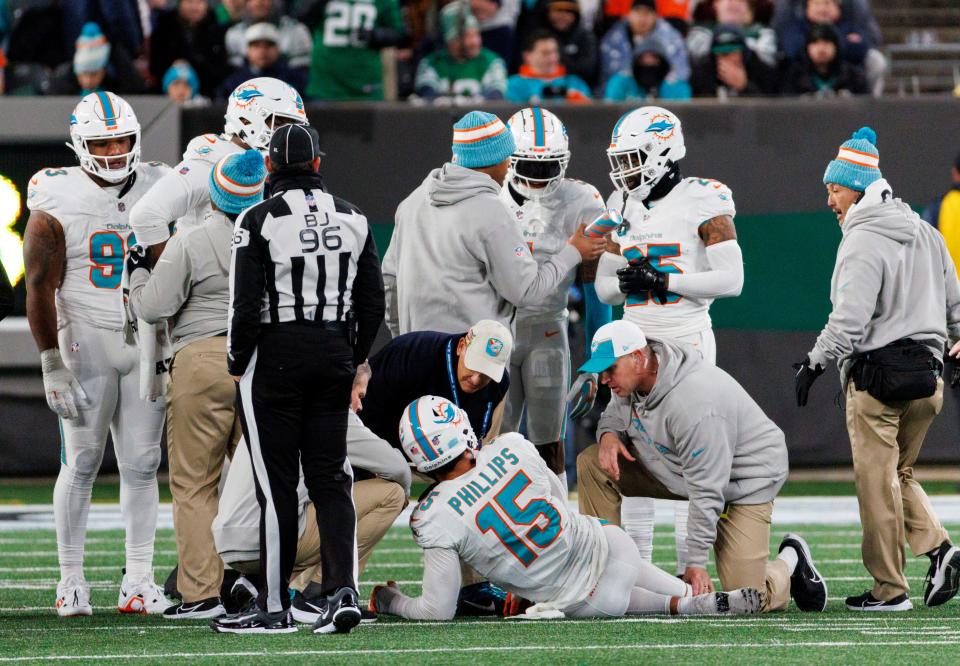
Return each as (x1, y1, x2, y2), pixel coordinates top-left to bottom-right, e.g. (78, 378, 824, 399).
(3, 496, 960, 531)
(2, 639, 960, 661)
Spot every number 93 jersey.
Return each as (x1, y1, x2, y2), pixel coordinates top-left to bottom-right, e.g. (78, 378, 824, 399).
(410, 433, 608, 609)
(27, 163, 170, 330)
(608, 177, 736, 338)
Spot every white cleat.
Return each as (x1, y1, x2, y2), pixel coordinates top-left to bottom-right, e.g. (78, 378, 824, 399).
(118, 574, 173, 615)
(56, 576, 93, 617)
(691, 587, 763, 616)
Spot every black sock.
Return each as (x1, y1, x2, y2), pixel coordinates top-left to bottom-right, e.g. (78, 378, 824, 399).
(929, 540, 952, 562)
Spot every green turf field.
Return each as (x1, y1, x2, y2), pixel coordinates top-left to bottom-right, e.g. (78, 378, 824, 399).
(1, 521, 959, 665)
(3, 477, 959, 505)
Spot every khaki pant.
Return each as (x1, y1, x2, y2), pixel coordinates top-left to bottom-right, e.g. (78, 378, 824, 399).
(167, 336, 241, 602)
(234, 478, 407, 590)
(577, 444, 790, 612)
(846, 378, 948, 600)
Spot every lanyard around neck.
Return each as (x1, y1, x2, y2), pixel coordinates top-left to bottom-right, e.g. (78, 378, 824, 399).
(446, 338, 493, 440)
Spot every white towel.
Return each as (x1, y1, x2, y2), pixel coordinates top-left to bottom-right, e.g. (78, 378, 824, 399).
(121, 250, 172, 401)
(510, 603, 566, 620)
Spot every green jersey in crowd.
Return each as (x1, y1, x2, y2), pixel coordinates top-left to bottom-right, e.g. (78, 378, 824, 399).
(306, 0, 403, 100)
(414, 48, 507, 99)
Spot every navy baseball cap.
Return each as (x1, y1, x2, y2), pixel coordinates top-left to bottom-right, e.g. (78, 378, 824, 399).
(269, 124, 324, 166)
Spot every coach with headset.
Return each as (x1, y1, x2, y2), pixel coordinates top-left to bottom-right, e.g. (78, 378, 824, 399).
(216, 124, 385, 636)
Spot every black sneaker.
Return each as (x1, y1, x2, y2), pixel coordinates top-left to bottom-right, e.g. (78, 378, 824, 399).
(163, 596, 226, 620)
(779, 533, 828, 612)
(313, 587, 362, 634)
(360, 608, 377, 624)
(227, 576, 257, 614)
(924, 542, 960, 607)
(291, 590, 326, 624)
(846, 590, 913, 612)
(210, 607, 298, 634)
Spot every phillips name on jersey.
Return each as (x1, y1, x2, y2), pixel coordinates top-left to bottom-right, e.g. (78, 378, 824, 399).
(608, 177, 736, 337)
(409, 433, 607, 609)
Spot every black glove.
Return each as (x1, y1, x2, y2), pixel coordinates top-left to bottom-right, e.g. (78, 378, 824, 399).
(793, 357, 824, 407)
(617, 259, 668, 303)
(125, 244, 151, 275)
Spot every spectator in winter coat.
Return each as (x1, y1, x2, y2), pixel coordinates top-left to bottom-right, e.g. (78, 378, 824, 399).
(690, 23, 776, 97)
(224, 0, 312, 71)
(47, 22, 146, 96)
(600, 0, 690, 90)
(686, 0, 778, 67)
(163, 60, 211, 106)
(539, 0, 599, 88)
(414, 3, 508, 102)
(150, 0, 230, 99)
(506, 30, 592, 103)
(783, 22, 866, 96)
(217, 22, 306, 99)
(604, 34, 691, 100)
(772, 0, 881, 46)
(777, 0, 869, 66)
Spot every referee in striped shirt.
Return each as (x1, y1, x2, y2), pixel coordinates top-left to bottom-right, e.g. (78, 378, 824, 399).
(214, 124, 385, 635)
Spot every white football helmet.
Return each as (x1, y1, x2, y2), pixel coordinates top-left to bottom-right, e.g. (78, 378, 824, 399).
(506, 107, 570, 201)
(224, 77, 308, 153)
(607, 106, 685, 200)
(399, 395, 479, 473)
(67, 91, 141, 184)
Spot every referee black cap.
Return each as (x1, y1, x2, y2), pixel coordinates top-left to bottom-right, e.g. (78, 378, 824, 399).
(270, 124, 325, 166)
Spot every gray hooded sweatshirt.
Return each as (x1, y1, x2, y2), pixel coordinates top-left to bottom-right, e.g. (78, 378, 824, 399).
(383, 163, 581, 336)
(127, 209, 233, 352)
(807, 179, 960, 385)
(597, 339, 788, 568)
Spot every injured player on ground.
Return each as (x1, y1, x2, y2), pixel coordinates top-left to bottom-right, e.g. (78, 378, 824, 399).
(370, 395, 762, 620)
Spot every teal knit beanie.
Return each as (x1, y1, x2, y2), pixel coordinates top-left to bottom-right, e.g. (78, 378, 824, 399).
(451, 111, 515, 169)
(209, 149, 267, 215)
(823, 126, 881, 192)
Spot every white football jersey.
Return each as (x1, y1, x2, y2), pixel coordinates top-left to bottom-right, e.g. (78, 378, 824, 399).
(174, 134, 244, 229)
(499, 179, 605, 321)
(607, 177, 736, 337)
(27, 163, 170, 330)
(410, 433, 607, 608)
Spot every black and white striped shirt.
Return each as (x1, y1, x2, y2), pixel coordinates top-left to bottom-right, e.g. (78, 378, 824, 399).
(227, 171, 385, 375)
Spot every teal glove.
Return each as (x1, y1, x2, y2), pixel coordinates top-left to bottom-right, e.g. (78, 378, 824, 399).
(566, 372, 599, 419)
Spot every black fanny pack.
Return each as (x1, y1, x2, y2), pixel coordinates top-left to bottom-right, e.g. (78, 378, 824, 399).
(851, 338, 942, 402)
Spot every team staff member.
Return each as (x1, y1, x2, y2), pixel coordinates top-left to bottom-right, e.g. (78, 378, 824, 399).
(358, 320, 512, 450)
(795, 127, 960, 611)
(213, 431, 408, 624)
(214, 125, 385, 636)
(577, 321, 828, 614)
(383, 110, 605, 336)
(126, 149, 268, 620)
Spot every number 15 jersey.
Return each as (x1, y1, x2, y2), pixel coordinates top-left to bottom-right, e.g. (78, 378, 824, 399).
(27, 163, 170, 330)
(605, 177, 736, 338)
(411, 433, 608, 609)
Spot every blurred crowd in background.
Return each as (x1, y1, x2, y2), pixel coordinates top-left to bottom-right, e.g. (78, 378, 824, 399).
(0, 0, 888, 105)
